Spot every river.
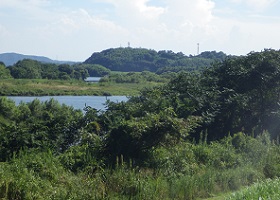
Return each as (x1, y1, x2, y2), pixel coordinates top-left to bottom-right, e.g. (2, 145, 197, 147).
(7, 96, 128, 111)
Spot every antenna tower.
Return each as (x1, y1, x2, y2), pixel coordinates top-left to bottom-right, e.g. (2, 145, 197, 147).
(197, 43, 200, 55)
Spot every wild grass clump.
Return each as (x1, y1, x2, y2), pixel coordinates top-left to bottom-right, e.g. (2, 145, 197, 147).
(0, 150, 103, 200)
(141, 132, 277, 199)
(227, 178, 280, 200)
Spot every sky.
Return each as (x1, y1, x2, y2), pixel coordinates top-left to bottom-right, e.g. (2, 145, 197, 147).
(0, 0, 280, 61)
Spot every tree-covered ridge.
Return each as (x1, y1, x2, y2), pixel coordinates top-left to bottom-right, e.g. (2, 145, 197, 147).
(84, 47, 227, 73)
(0, 48, 227, 81)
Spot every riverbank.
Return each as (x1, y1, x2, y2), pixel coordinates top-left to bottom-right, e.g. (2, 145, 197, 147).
(8, 95, 128, 111)
(0, 79, 163, 96)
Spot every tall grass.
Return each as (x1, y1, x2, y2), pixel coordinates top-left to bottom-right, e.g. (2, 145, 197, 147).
(0, 150, 102, 200)
(0, 79, 164, 96)
(0, 132, 279, 199)
(226, 178, 280, 200)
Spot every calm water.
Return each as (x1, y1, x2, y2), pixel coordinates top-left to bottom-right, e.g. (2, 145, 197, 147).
(84, 77, 101, 82)
(8, 96, 128, 111)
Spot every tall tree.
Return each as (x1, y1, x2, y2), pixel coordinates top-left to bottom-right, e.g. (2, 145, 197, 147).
(9, 59, 42, 79)
(200, 49, 280, 139)
(0, 62, 11, 79)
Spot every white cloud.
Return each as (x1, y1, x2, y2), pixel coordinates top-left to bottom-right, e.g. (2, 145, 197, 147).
(0, 24, 8, 36)
(0, 0, 50, 10)
(202, 13, 280, 55)
(134, 0, 166, 19)
(230, 0, 277, 11)
(165, 0, 214, 24)
(24, 7, 131, 60)
(0, 0, 279, 60)
(133, 0, 216, 53)
(55, 8, 129, 38)
(92, 0, 217, 52)
(0, 0, 218, 58)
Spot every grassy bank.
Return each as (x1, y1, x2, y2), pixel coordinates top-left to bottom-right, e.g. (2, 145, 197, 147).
(0, 79, 163, 96)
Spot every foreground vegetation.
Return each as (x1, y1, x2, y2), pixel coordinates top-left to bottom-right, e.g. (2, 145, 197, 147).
(1, 49, 280, 199)
(0, 129, 279, 199)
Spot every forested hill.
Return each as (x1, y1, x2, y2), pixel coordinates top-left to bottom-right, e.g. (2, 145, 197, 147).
(0, 53, 75, 66)
(84, 47, 227, 73)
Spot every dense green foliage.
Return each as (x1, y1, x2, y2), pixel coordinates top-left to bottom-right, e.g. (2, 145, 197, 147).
(77, 64, 111, 77)
(115, 49, 280, 141)
(200, 49, 280, 140)
(7, 59, 111, 80)
(1, 49, 280, 199)
(84, 47, 226, 73)
(0, 98, 83, 160)
(101, 71, 171, 84)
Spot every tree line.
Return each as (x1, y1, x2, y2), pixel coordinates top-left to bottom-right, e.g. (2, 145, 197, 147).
(0, 60, 110, 80)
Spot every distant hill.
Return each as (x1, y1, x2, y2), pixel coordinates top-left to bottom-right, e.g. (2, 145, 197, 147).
(0, 53, 76, 66)
(84, 47, 227, 73)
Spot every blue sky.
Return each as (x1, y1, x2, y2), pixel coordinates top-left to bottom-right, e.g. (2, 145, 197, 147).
(0, 0, 279, 61)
